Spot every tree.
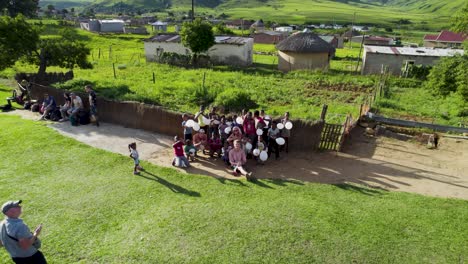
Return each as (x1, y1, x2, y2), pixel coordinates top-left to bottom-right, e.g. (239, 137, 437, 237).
(0, 15, 39, 71)
(30, 28, 92, 77)
(213, 23, 234, 35)
(451, 2, 468, 35)
(180, 18, 215, 63)
(426, 55, 468, 101)
(0, 0, 39, 17)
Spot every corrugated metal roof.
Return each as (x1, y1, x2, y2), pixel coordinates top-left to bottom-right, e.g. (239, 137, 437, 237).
(144, 35, 252, 45)
(364, 46, 464, 57)
(99, 19, 124, 24)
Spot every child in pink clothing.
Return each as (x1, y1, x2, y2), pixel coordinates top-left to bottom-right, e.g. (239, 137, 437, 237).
(229, 140, 253, 180)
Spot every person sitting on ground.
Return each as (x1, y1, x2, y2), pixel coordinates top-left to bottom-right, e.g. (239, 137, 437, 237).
(38, 93, 56, 121)
(128, 142, 144, 175)
(227, 126, 243, 146)
(59, 93, 72, 122)
(184, 139, 197, 162)
(67, 92, 84, 122)
(193, 129, 208, 154)
(172, 136, 190, 168)
(208, 133, 222, 157)
(229, 140, 253, 180)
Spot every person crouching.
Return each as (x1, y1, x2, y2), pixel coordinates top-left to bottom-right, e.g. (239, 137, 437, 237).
(172, 136, 190, 168)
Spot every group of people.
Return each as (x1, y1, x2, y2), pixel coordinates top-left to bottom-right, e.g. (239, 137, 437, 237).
(36, 85, 99, 127)
(172, 106, 293, 180)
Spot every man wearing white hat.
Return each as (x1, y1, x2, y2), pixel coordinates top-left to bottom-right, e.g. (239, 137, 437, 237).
(0, 200, 47, 263)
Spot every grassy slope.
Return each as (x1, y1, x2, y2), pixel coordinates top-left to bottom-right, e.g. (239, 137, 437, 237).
(0, 115, 467, 263)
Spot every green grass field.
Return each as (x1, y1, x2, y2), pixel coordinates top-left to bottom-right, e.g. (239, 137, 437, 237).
(0, 115, 467, 263)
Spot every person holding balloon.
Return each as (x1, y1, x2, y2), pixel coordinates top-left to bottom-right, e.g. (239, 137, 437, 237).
(181, 113, 193, 141)
(267, 121, 281, 160)
(194, 105, 209, 133)
(229, 140, 253, 180)
(280, 112, 291, 153)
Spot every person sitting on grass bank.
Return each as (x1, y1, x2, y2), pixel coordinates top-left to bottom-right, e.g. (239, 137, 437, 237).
(229, 140, 253, 180)
(172, 136, 190, 168)
(0, 200, 47, 264)
(38, 93, 56, 121)
(85, 85, 99, 127)
(129, 142, 144, 175)
(67, 93, 83, 124)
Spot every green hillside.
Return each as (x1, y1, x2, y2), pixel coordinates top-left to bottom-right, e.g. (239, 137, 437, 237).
(44, 0, 465, 28)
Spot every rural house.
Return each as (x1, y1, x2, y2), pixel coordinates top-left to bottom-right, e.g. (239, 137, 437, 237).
(352, 36, 394, 46)
(150, 21, 168, 32)
(250, 19, 265, 32)
(276, 32, 335, 72)
(423, 30, 466, 48)
(361, 46, 464, 75)
(80, 19, 125, 33)
(225, 19, 253, 30)
(143, 34, 254, 66)
(252, 31, 288, 44)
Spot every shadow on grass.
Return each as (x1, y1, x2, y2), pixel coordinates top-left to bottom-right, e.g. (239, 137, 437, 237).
(137, 170, 201, 197)
(333, 183, 386, 196)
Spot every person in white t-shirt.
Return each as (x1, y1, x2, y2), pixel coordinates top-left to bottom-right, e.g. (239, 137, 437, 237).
(267, 121, 280, 160)
(67, 93, 83, 120)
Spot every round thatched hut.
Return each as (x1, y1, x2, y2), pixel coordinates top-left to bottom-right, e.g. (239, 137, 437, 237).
(276, 32, 335, 72)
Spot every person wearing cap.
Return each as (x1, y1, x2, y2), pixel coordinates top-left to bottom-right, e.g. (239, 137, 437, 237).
(192, 129, 208, 155)
(0, 200, 47, 263)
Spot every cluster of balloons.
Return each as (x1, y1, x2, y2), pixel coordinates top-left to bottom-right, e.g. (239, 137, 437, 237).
(252, 150, 268, 161)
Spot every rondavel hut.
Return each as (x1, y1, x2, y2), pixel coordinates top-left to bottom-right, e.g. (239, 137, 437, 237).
(276, 32, 335, 72)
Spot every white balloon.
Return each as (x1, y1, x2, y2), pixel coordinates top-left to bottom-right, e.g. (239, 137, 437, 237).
(285, 121, 293, 130)
(277, 123, 284, 129)
(276, 137, 285, 145)
(245, 142, 252, 151)
(259, 151, 268, 161)
(224, 126, 232, 134)
(186, 119, 195, 127)
(213, 120, 220, 125)
(256, 129, 263, 136)
(253, 149, 260, 156)
(202, 116, 211, 125)
(265, 115, 271, 120)
(193, 123, 200, 131)
(226, 121, 232, 126)
(236, 116, 244, 125)
(264, 120, 269, 127)
(189, 148, 196, 153)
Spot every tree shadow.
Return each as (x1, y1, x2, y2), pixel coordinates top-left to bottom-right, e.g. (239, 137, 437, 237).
(333, 183, 386, 196)
(137, 170, 201, 197)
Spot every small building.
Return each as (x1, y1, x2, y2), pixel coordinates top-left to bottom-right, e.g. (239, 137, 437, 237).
(361, 46, 464, 75)
(143, 34, 254, 66)
(250, 19, 265, 32)
(276, 32, 335, 72)
(275, 26, 293, 33)
(150, 21, 168, 32)
(352, 35, 394, 46)
(252, 31, 288, 44)
(99, 19, 125, 33)
(225, 19, 253, 30)
(423, 30, 466, 48)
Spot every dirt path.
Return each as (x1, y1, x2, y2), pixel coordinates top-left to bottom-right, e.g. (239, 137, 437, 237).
(6, 110, 468, 200)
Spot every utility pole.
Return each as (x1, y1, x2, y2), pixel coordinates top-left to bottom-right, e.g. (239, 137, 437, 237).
(349, 12, 356, 49)
(191, 0, 194, 22)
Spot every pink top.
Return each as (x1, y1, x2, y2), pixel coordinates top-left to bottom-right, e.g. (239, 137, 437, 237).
(243, 119, 256, 135)
(173, 141, 184, 157)
(229, 148, 246, 166)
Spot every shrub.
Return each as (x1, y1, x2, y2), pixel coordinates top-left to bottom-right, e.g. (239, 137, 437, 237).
(214, 88, 257, 113)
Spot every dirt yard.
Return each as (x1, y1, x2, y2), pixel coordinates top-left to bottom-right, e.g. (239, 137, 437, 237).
(6, 110, 468, 200)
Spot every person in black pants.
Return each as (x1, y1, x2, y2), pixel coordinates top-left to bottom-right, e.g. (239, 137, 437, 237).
(267, 121, 280, 160)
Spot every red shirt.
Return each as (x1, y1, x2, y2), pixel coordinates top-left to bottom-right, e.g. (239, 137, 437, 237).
(173, 141, 184, 157)
(243, 119, 256, 135)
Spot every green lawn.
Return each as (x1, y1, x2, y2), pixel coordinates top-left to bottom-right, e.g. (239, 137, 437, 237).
(0, 115, 467, 263)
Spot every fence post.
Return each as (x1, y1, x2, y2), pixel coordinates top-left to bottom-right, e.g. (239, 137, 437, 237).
(98, 48, 101, 59)
(320, 104, 328, 122)
(152, 72, 155, 84)
(202, 72, 206, 88)
(112, 63, 116, 79)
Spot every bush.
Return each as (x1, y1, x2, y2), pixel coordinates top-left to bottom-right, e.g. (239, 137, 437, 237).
(214, 88, 257, 113)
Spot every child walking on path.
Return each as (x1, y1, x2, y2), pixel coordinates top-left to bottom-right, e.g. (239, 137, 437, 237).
(129, 142, 144, 175)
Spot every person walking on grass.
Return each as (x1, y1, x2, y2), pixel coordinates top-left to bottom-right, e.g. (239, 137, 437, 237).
(172, 136, 190, 168)
(129, 142, 144, 175)
(85, 85, 99, 127)
(0, 200, 47, 264)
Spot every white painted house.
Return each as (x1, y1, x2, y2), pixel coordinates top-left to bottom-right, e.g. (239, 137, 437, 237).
(80, 19, 125, 33)
(143, 34, 254, 66)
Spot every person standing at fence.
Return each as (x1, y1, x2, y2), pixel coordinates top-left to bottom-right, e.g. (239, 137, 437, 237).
(0, 200, 47, 264)
(194, 106, 209, 133)
(181, 113, 193, 141)
(280, 112, 291, 153)
(267, 121, 280, 160)
(85, 85, 100, 127)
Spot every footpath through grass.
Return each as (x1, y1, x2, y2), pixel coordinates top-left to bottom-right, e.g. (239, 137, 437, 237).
(0, 115, 467, 263)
